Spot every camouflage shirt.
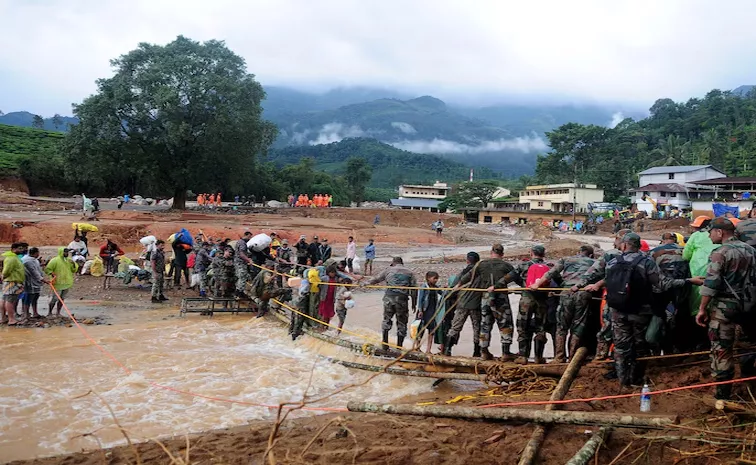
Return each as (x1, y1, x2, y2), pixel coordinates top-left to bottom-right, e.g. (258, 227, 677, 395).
(151, 249, 166, 275)
(576, 248, 621, 287)
(701, 237, 756, 299)
(366, 265, 418, 300)
(736, 218, 756, 247)
(457, 258, 515, 309)
(543, 255, 597, 287)
(650, 243, 689, 279)
(234, 239, 250, 265)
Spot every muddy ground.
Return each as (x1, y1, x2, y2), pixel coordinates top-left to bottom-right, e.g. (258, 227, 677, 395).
(3, 198, 742, 465)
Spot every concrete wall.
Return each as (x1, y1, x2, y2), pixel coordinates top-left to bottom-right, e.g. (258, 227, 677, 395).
(476, 209, 589, 224)
(639, 167, 725, 186)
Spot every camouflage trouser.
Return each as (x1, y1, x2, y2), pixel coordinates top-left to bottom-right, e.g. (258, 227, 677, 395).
(235, 263, 249, 293)
(199, 270, 209, 293)
(557, 290, 592, 339)
(290, 293, 310, 337)
(151, 273, 164, 298)
(516, 291, 548, 356)
(447, 305, 482, 344)
(597, 303, 614, 344)
(308, 292, 322, 327)
(382, 294, 410, 338)
(707, 299, 756, 381)
(611, 310, 652, 386)
(480, 296, 513, 348)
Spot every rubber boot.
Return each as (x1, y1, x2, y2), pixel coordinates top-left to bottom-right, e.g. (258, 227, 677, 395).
(382, 330, 390, 351)
(472, 343, 481, 358)
(594, 340, 610, 362)
(630, 360, 647, 387)
(500, 343, 515, 362)
(550, 334, 567, 364)
(444, 335, 458, 356)
(715, 383, 732, 400)
(480, 347, 494, 361)
(159, 295, 169, 301)
(568, 336, 581, 361)
(397, 336, 405, 349)
(199, 290, 206, 298)
(533, 335, 547, 365)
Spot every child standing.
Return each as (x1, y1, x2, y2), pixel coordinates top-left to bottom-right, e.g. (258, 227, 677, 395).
(335, 282, 353, 335)
(417, 271, 443, 354)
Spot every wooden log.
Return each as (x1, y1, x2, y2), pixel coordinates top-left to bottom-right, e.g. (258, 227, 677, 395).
(715, 398, 756, 415)
(565, 427, 612, 465)
(330, 358, 489, 381)
(345, 402, 678, 428)
(269, 309, 562, 377)
(518, 347, 588, 465)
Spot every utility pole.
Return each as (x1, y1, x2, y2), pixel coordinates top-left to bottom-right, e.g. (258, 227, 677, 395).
(573, 163, 578, 224)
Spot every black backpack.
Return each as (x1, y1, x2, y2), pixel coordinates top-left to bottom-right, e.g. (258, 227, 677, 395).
(605, 254, 650, 313)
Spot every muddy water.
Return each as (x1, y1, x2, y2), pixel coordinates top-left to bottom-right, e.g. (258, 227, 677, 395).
(0, 295, 438, 462)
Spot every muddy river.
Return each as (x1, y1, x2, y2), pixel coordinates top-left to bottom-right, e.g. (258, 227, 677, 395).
(0, 289, 524, 462)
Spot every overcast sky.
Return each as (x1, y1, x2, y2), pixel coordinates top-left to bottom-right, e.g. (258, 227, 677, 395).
(1, 0, 754, 116)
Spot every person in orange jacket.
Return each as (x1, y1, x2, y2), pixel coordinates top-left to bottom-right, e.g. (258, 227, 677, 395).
(216, 193, 222, 207)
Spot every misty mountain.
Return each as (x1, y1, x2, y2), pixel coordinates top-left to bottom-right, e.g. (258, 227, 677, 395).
(262, 86, 410, 118)
(732, 85, 755, 96)
(0, 111, 78, 132)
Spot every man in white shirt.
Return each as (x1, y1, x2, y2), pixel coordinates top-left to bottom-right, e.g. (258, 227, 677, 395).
(346, 236, 357, 273)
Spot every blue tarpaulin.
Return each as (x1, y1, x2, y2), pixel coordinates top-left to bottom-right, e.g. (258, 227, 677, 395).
(712, 203, 740, 218)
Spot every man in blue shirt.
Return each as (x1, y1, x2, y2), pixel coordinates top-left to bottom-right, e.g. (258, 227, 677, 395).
(364, 239, 376, 275)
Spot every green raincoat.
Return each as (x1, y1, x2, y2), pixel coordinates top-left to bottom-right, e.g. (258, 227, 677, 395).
(1, 251, 25, 283)
(683, 230, 720, 315)
(45, 247, 78, 291)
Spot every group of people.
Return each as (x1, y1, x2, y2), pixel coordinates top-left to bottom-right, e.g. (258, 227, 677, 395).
(196, 193, 223, 208)
(290, 194, 333, 208)
(1, 243, 80, 325)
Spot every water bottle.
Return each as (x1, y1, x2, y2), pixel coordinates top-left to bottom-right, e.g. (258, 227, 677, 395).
(640, 382, 651, 412)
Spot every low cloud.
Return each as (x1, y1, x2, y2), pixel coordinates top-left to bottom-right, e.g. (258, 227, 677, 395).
(608, 112, 624, 128)
(308, 122, 367, 145)
(390, 121, 417, 134)
(391, 134, 548, 154)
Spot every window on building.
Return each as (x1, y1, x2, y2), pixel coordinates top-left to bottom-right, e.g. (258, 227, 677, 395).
(483, 216, 492, 223)
(670, 192, 677, 197)
(537, 201, 544, 207)
(643, 191, 650, 196)
(660, 192, 666, 197)
(669, 173, 675, 180)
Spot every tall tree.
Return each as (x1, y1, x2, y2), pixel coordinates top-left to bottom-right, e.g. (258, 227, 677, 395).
(345, 156, 372, 205)
(52, 114, 62, 130)
(62, 35, 277, 208)
(439, 180, 500, 212)
(31, 114, 44, 129)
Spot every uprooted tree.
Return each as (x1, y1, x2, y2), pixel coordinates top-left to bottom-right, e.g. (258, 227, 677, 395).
(63, 35, 277, 209)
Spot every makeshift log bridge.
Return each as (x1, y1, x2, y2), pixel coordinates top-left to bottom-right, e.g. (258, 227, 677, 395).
(179, 297, 257, 317)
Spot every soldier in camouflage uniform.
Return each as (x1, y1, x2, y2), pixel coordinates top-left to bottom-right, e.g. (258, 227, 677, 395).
(736, 205, 756, 247)
(446, 252, 482, 357)
(650, 233, 694, 353)
(213, 247, 236, 302)
(195, 242, 212, 297)
(233, 232, 253, 298)
(603, 233, 690, 388)
(576, 229, 631, 360)
(364, 257, 418, 349)
(454, 245, 515, 360)
(493, 245, 549, 364)
(531, 245, 595, 363)
(275, 239, 294, 287)
(150, 240, 167, 303)
(696, 217, 756, 400)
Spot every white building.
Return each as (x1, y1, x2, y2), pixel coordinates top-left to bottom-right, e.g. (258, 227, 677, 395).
(632, 165, 725, 209)
(398, 181, 449, 200)
(518, 183, 604, 213)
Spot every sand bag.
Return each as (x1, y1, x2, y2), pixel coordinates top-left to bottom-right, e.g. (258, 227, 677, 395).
(175, 228, 193, 247)
(72, 223, 99, 233)
(90, 256, 104, 277)
(167, 233, 177, 244)
(247, 233, 272, 252)
(410, 319, 422, 340)
(140, 235, 156, 246)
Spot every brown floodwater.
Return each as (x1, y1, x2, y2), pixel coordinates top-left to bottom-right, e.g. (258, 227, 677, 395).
(0, 288, 534, 463)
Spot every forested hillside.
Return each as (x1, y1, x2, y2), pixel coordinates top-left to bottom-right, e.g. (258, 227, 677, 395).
(267, 138, 495, 188)
(535, 89, 756, 202)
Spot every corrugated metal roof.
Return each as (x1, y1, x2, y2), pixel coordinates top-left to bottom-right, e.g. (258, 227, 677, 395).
(632, 183, 702, 193)
(389, 198, 441, 208)
(692, 177, 756, 185)
(637, 165, 713, 175)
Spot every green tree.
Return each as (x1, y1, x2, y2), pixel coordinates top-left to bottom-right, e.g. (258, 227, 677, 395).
(439, 180, 500, 212)
(345, 156, 372, 205)
(52, 114, 62, 130)
(62, 35, 277, 208)
(31, 114, 44, 129)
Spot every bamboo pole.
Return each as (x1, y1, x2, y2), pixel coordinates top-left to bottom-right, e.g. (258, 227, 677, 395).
(565, 427, 612, 465)
(518, 347, 588, 465)
(345, 402, 678, 428)
(330, 359, 490, 381)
